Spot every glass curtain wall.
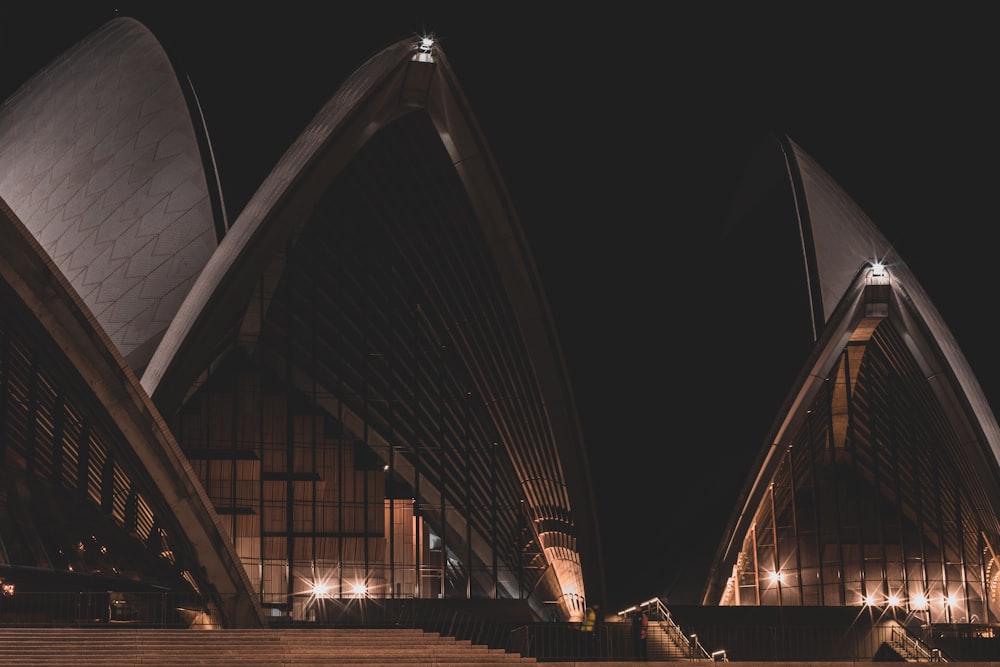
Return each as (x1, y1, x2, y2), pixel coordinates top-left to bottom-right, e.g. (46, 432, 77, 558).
(169, 114, 547, 619)
(720, 318, 1000, 624)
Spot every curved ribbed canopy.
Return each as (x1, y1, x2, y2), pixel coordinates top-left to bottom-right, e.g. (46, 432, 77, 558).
(0, 195, 261, 627)
(142, 37, 603, 618)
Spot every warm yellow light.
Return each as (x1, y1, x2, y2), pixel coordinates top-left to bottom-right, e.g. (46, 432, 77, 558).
(350, 582, 367, 597)
(768, 571, 782, 583)
(311, 583, 331, 598)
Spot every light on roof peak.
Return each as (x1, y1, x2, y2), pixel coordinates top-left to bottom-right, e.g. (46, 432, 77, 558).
(413, 35, 436, 63)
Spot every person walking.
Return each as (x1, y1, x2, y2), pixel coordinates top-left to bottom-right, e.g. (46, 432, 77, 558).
(631, 607, 649, 659)
(579, 601, 600, 655)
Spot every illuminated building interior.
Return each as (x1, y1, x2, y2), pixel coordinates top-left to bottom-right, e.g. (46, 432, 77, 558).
(703, 135, 1000, 628)
(166, 112, 578, 615)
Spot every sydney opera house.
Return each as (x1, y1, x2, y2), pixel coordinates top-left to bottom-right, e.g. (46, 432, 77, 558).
(4, 13, 1000, 650)
(0, 17, 603, 628)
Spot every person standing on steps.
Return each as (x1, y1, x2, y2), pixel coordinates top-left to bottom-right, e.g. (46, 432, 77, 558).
(631, 606, 649, 659)
(579, 601, 600, 655)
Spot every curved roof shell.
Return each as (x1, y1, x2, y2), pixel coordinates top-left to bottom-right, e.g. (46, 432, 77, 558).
(0, 18, 220, 374)
(702, 135, 1000, 616)
(141, 38, 603, 617)
(782, 135, 1000, 467)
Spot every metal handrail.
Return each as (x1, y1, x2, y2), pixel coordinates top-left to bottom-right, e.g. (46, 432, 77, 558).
(890, 624, 946, 662)
(618, 597, 713, 660)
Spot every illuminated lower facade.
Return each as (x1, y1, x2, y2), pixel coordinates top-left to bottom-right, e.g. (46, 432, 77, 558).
(703, 136, 1000, 627)
(173, 350, 528, 614)
(716, 308, 1000, 623)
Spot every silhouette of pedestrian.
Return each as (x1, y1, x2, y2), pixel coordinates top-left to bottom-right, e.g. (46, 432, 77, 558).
(579, 601, 601, 655)
(631, 607, 649, 659)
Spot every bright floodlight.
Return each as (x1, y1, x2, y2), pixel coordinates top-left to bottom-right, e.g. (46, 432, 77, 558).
(864, 594, 876, 606)
(413, 35, 436, 63)
(911, 592, 929, 610)
(887, 594, 901, 607)
(311, 582, 331, 597)
(946, 593, 958, 607)
(871, 261, 886, 277)
(768, 571, 782, 583)
(350, 582, 368, 597)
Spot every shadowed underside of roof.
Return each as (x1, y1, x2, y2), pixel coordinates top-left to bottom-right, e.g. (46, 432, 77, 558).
(0, 196, 261, 627)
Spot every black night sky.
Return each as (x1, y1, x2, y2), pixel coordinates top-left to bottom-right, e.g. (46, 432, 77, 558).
(2, 3, 997, 613)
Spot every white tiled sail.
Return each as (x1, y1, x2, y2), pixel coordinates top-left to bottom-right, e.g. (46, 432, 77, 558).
(0, 18, 218, 373)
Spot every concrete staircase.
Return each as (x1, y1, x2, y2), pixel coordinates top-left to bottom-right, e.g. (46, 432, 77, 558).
(0, 626, 539, 665)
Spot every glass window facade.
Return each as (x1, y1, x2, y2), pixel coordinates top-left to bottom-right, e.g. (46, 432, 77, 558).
(718, 315, 1000, 624)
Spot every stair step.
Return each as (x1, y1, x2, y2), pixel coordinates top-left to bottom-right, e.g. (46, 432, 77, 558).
(0, 627, 538, 664)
